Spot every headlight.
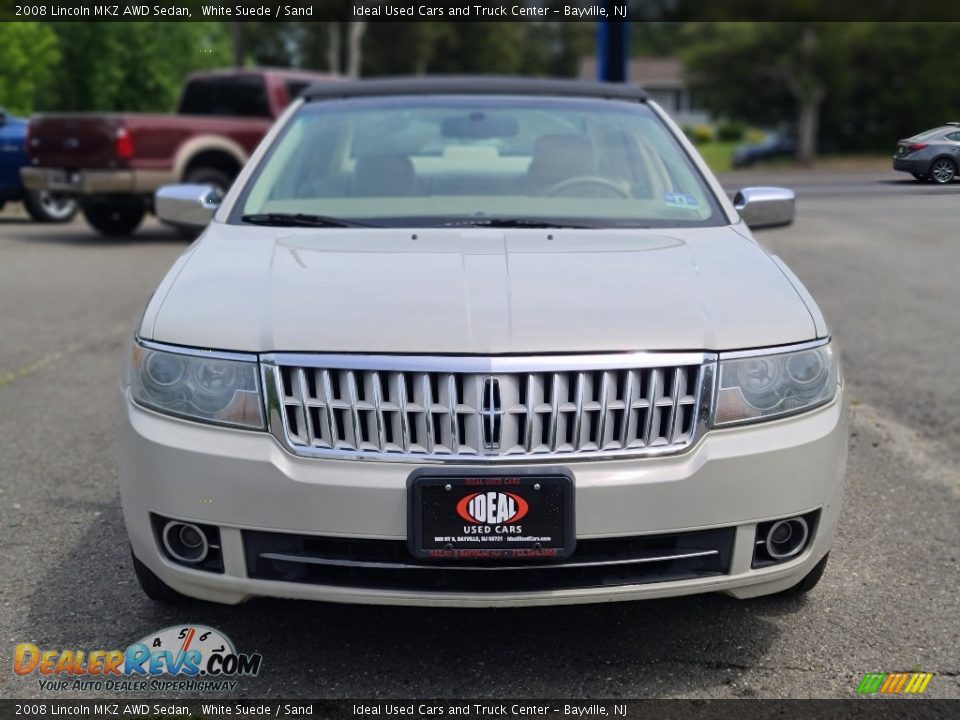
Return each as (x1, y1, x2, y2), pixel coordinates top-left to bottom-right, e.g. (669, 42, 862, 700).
(130, 342, 264, 429)
(713, 342, 837, 426)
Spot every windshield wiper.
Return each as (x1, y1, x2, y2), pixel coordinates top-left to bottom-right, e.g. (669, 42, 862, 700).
(241, 213, 377, 228)
(436, 217, 596, 229)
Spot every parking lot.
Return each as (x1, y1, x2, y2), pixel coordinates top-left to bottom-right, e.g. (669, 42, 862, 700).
(0, 169, 958, 699)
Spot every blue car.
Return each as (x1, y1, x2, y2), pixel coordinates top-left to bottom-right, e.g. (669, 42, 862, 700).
(732, 132, 796, 168)
(0, 108, 77, 222)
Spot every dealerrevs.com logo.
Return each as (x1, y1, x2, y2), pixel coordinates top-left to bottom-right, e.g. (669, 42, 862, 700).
(13, 625, 262, 692)
(856, 672, 934, 695)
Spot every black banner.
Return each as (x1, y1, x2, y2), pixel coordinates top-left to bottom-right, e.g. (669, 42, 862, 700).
(6, 1, 960, 23)
(0, 699, 958, 719)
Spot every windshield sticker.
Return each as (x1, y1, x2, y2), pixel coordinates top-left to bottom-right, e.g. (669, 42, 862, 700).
(663, 192, 699, 209)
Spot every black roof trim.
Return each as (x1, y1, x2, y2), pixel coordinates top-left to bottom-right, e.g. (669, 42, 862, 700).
(302, 76, 648, 102)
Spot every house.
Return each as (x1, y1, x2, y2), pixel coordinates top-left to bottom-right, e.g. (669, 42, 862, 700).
(577, 56, 712, 126)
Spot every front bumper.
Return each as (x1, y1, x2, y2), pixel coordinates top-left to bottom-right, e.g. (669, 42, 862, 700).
(118, 387, 847, 606)
(20, 166, 175, 195)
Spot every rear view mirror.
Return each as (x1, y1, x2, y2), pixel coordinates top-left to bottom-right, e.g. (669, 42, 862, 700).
(442, 113, 518, 139)
(733, 187, 795, 229)
(155, 184, 221, 230)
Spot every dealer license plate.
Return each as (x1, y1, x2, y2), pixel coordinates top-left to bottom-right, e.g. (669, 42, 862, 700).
(408, 470, 574, 561)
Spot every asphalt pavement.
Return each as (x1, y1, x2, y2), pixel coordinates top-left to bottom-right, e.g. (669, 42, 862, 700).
(0, 170, 957, 700)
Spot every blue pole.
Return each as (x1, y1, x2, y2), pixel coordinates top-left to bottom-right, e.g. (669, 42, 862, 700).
(597, 11, 629, 82)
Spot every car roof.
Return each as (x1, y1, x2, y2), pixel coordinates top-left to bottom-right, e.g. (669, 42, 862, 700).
(184, 67, 337, 82)
(909, 125, 958, 140)
(302, 76, 649, 103)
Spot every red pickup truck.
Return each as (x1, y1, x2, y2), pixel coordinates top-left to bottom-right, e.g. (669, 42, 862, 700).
(22, 68, 334, 236)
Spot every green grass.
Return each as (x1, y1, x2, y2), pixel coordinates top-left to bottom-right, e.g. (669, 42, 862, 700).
(692, 141, 738, 174)
(692, 140, 892, 175)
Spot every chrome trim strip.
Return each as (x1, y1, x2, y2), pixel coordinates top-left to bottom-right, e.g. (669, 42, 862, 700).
(619, 369, 635, 449)
(421, 373, 435, 454)
(320, 369, 337, 447)
(572, 371, 585, 451)
(446, 373, 459, 451)
(261, 351, 712, 373)
(346, 370, 363, 450)
(547, 372, 560, 452)
(718, 337, 831, 360)
(595, 370, 610, 450)
(666, 367, 682, 444)
(259, 549, 719, 572)
(137, 337, 258, 363)
(397, 373, 411, 453)
(642, 368, 659, 447)
(295, 367, 314, 446)
(372, 371, 387, 452)
(523, 373, 535, 453)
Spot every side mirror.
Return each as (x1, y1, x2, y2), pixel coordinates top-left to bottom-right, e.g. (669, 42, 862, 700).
(155, 184, 221, 230)
(733, 187, 795, 229)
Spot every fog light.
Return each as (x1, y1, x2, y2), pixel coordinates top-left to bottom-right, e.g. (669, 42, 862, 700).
(765, 517, 809, 560)
(753, 510, 819, 568)
(162, 521, 209, 564)
(151, 513, 224, 573)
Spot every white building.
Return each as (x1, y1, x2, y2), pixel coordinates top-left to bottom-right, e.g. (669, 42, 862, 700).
(578, 56, 712, 126)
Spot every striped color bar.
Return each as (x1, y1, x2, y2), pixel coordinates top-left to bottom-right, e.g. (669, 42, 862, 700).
(857, 672, 933, 694)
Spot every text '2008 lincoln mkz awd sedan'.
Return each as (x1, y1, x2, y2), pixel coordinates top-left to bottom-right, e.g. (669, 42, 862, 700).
(118, 77, 846, 607)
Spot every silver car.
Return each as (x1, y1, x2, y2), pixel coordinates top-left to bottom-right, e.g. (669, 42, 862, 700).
(119, 77, 846, 607)
(893, 123, 960, 183)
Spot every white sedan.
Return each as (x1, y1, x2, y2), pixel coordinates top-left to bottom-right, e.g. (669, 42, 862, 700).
(118, 77, 846, 607)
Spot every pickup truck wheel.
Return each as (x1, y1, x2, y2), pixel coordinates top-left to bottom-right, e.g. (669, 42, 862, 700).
(185, 167, 232, 195)
(81, 198, 146, 237)
(173, 168, 233, 239)
(23, 190, 78, 223)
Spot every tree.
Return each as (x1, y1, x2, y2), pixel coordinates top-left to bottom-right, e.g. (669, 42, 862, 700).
(47, 23, 232, 112)
(818, 23, 960, 152)
(362, 23, 454, 75)
(681, 23, 852, 164)
(0, 23, 60, 115)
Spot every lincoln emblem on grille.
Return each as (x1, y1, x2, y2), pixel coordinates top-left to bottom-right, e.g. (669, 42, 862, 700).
(481, 377, 503, 449)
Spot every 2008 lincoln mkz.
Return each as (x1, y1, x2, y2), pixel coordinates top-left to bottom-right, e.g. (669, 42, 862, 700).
(118, 77, 847, 606)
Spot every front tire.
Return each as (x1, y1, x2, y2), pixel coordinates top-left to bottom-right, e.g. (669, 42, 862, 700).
(23, 190, 78, 223)
(131, 550, 195, 605)
(776, 552, 829, 597)
(928, 158, 956, 184)
(81, 197, 146, 236)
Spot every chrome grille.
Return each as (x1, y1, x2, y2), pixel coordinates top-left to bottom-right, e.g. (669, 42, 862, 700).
(263, 354, 713, 462)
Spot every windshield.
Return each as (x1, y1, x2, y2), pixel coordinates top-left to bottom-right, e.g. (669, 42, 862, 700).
(178, 75, 271, 117)
(233, 95, 723, 228)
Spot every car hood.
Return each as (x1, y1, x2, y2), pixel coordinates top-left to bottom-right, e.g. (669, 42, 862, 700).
(145, 223, 820, 354)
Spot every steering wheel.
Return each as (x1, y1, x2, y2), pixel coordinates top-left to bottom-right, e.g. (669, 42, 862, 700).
(546, 176, 631, 198)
